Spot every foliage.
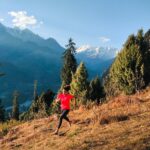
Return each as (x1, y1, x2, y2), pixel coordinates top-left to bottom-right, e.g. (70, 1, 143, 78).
(33, 80, 38, 100)
(20, 89, 55, 120)
(104, 32, 145, 95)
(89, 76, 105, 103)
(143, 29, 150, 85)
(70, 62, 89, 107)
(61, 38, 77, 86)
(0, 99, 5, 122)
(12, 91, 20, 120)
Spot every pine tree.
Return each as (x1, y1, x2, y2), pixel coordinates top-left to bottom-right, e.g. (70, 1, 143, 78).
(143, 29, 150, 85)
(33, 80, 38, 101)
(61, 38, 77, 86)
(70, 62, 89, 106)
(12, 91, 20, 120)
(103, 73, 119, 97)
(0, 99, 5, 122)
(89, 76, 105, 103)
(105, 34, 144, 95)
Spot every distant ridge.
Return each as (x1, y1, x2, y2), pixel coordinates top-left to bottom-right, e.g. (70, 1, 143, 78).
(0, 23, 116, 107)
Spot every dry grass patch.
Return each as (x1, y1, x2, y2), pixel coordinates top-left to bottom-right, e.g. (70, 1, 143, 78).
(1, 88, 150, 150)
(91, 95, 147, 125)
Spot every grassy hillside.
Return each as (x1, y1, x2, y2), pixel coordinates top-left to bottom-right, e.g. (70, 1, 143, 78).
(1, 87, 150, 150)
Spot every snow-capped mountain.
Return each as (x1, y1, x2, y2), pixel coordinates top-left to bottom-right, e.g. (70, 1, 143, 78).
(76, 45, 118, 78)
(76, 45, 118, 60)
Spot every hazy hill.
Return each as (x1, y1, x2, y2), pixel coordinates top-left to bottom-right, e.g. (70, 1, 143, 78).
(0, 23, 64, 107)
(0, 23, 117, 107)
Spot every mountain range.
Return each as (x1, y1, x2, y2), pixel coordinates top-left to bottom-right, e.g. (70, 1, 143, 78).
(0, 23, 117, 107)
(76, 45, 117, 78)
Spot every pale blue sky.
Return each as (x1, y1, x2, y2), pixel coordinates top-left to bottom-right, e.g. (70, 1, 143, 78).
(0, 0, 150, 49)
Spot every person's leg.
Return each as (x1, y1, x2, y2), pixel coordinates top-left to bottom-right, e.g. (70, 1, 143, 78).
(54, 110, 67, 134)
(63, 110, 71, 127)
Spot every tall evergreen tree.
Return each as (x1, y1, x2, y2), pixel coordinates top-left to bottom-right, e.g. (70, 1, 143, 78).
(89, 76, 105, 103)
(70, 62, 89, 106)
(61, 38, 77, 86)
(33, 80, 38, 101)
(105, 33, 144, 95)
(12, 91, 20, 120)
(0, 99, 5, 122)
(143, 29, 150, 85)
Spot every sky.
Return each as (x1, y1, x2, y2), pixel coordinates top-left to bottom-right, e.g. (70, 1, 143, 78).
(0, 0, 150, 49)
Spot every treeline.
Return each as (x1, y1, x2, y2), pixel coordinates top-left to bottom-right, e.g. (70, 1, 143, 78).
(19, 38, 105, 120)
(60, 38, 105, 107)
(0, 91, 20, 122)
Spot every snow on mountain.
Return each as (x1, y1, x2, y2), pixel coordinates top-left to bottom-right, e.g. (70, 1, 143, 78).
(76, 45, 118, 60)
(76, 45, 118, 78)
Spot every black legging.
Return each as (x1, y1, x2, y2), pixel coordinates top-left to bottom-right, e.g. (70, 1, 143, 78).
(58, 110, 70, 129)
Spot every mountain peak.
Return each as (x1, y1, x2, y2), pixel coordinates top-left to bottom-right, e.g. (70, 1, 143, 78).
(77, 45, 118, 60)
(46, 37, 57, 42)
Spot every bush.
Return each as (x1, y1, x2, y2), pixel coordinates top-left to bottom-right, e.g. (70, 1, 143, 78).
(20, 90, 55, 121)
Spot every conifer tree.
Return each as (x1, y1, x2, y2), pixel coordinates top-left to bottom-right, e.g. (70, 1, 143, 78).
(143, 29, 150, 85)
(0, 99, 5, 122)
(0, 65, 5, 121)
(33, 80, 38, 101)
(105, 34, 144, 95)
(61, 38, 77, 86)
(89, 76, 105, 103)
(12, 91, 20, 120)
(70, 62, 89, 106)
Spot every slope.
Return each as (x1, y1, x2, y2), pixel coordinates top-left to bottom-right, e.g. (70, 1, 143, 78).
(1, 87, 150, 150)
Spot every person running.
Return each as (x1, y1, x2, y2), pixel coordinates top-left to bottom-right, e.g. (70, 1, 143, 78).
(54, 85, 74, 135)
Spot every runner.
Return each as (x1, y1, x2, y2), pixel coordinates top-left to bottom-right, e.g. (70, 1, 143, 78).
(54, 85, 74, 135)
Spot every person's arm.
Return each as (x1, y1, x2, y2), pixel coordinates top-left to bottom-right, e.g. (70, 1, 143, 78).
(55, 98, 60, 103)
(55, 94, 61, 103)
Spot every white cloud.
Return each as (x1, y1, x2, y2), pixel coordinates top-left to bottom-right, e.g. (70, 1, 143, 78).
(99, 36, 111, 43)
(31, 20, 44, 29)
(8, 11, 38, 29)
(0, 18, 4, 22)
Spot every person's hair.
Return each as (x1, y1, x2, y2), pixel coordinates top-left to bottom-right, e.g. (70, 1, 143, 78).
(63, 85, 71, 92)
